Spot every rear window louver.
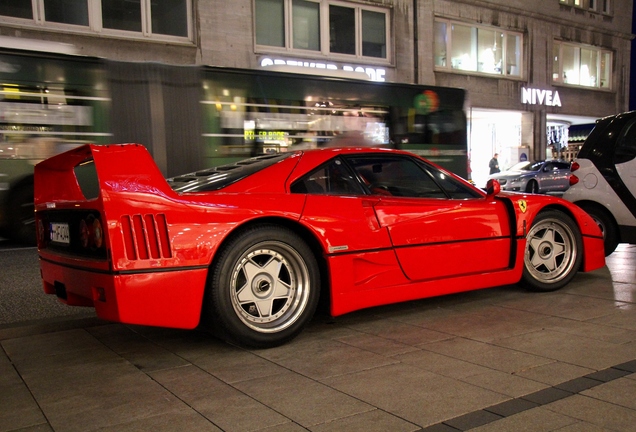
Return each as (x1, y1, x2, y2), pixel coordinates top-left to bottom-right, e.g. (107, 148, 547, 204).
(167, 153, 291, 192)
(120, 214, 172, 260)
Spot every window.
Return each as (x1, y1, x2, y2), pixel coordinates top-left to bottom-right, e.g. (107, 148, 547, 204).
(291, 155, 481, 199)
(291, 158, 364, 195)
(616, 119, 636, 164)
(102, 0, 142, 32)
(434, 19, 522, 77)
(0, 0, 32, 19)
(255, 0, 284, 47)
(601, 0, 610, 14)
(553, 41, 612, 89)
(560, 0, 610, 14)
(0, 0, 191, 41)
(254, 0, 390, 61)
(44, 0, 88, 26)
(293, 0, 320, 51)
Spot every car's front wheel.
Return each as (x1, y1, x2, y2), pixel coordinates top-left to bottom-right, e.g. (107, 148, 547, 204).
(521, 210, 582, 292)
(205, 224, 320, 348)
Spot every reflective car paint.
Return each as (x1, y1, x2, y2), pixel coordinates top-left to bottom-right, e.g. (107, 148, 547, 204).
(488, 160, 571, 193)
(34, 144, 605, 342)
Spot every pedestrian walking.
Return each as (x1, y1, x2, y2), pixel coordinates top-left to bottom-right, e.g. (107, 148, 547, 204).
(489, 153, 500, 174)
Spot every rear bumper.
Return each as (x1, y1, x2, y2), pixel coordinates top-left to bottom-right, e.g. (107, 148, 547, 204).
(40, 258, 208, 329)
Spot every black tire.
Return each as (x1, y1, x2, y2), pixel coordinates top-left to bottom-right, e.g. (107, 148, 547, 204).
(578, 203, 619, 256)
(521, 210, 583, 292)
(526, 180, 539, 194)
(205, 224, 320, 348)
(7, 182, 36, 245)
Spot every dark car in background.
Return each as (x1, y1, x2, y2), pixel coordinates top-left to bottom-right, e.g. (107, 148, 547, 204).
(488, 160, 571, 194)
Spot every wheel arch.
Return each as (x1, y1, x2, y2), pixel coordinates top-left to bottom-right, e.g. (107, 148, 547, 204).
(571, 199, 619, 232)
(203, 215, 330, 316)
(532, 202, 597, 269)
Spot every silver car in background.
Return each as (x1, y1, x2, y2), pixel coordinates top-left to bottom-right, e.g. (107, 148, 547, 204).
(488, 160, 571, 194)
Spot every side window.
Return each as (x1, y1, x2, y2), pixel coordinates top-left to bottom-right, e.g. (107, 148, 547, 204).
(555, 162, 571, 170)
(423, 165, 483, 199)
(346, 156, 447, 198)
(290, 158, 365, 195)
(615, 119, 636, 164)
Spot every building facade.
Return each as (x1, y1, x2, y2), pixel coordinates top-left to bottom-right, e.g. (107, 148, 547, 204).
(0, 0, 632, 185)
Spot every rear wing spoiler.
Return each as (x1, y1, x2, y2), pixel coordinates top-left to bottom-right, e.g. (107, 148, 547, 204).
(34, 143, 176, 205)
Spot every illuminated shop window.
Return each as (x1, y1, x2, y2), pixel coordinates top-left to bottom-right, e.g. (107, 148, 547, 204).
(434, 19, 522, 77)
(559, 0, 610, 14)
(0, 0, 191, 41)
(553, 41, 612, 89)
(255, 0, 390, 61)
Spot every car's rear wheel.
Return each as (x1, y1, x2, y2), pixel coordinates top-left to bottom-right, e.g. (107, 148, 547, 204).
(205, 224, 320, 348)
(526, 180, 539, 194)
(578, 203, 618, 256)
(521, 210, 582, 292)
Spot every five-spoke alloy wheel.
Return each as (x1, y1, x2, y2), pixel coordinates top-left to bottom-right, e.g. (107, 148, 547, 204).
(522, 210, 583, 292)
(206, 224, 320, 348)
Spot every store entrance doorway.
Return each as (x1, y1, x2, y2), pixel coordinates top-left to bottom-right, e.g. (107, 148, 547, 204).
(468, 109, 526, 188)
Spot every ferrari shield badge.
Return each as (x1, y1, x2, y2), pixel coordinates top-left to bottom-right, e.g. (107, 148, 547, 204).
(518, 199, 528, 213)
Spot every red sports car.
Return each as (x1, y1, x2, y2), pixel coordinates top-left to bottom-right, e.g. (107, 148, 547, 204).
(35, 144, 605, 348)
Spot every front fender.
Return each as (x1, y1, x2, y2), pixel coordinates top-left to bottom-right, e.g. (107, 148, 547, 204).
(497, 192, 605, 272)
(497, 192, 603, 239)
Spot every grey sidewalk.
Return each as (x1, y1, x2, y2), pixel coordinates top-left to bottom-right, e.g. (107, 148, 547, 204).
(1, 246, 636, 432)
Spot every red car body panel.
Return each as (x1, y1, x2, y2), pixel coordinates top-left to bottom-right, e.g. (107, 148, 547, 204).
(34, 144, 605, 330)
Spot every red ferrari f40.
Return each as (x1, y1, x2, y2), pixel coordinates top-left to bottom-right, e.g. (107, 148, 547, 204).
(35, 144, 605, 347)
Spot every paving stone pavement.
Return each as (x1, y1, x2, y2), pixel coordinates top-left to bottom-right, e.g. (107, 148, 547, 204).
(1, 245, 635, 431)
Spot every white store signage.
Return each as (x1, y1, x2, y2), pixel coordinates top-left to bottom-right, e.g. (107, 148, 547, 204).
(521, 87, 562, 107)
(260, 57, 386, 82)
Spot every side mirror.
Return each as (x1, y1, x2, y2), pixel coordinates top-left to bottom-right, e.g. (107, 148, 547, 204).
(485, 179, 501, 198)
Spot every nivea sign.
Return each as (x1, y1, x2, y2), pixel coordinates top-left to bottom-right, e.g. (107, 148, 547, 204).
(521, 87, 562, 107)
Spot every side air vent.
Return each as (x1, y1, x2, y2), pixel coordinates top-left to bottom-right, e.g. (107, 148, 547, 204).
(120, 214, 172, 260)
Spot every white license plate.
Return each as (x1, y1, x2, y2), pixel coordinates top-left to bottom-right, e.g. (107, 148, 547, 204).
(50, 223, 70, 244)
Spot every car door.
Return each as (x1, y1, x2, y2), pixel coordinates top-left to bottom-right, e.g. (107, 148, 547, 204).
(542, 161, 570, 191)
(291, 156, 393, 253)
(345, 154, 514, 281)
(539, 162, 560, 191)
